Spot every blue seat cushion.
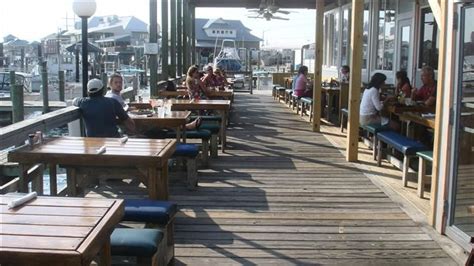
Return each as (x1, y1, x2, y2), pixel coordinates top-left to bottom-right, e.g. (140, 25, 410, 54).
(173, 143, 199, 157)
(416, 150, 433, 161)
(111, 228, 163, 257)
(300, 97, 313, 104)
(190, 115, 222, 122)
(361, 123, 390, 134)
(377, 131, 427, 155)
(199, 124, 220, 134)
(184, 129, 211, 139)
(123, 199, 177, 225)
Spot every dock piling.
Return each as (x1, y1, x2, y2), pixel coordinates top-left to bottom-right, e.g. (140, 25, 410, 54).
(59, 70, 65, 102)
(12, 84, 24, 123)
(41, 61, 49, 113)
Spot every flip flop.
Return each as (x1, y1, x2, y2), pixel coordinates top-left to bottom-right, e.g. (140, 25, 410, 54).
(195, 116, 203, 130)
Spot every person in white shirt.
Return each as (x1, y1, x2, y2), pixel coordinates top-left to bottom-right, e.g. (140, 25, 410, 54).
(105, 73, 127, 109)
(360, 73, 388, 126)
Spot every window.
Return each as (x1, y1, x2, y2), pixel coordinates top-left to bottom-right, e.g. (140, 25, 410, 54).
(418, 7, 439, 69)
(333, 12, 340, 65)
(376, 0, 396, 71)
(323, 12, 339, 66)
(212, 30, 215, 34)
(362, 2, 370, 69)
(341, 8, 350, 66)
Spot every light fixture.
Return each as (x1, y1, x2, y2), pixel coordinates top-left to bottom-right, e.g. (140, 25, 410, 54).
(73, 0, 97, 97)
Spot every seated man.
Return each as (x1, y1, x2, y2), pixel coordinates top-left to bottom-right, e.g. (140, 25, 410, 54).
(412, 66, 436, 107)
(105, 73, 127, 109)
(74, 79, 135, 137)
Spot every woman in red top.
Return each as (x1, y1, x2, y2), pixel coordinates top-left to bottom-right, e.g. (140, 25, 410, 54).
(395, 70, 412, 98)
(186, 65, 209, 100)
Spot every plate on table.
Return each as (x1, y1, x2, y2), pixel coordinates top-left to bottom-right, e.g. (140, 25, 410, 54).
(129, 110, 153, 115)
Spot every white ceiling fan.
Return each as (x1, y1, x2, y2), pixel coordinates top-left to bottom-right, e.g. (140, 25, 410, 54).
(247, 0, 292, 21)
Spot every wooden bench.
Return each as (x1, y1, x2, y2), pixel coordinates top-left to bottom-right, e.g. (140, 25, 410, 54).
(172, 144, 199, 190)
(416, 150, 433, 198)
(123, 199, 177, 265)
(284, 89, 293, 106)
(276, 86, 286, 102)
(272, 84, 281, 100)
(377, 131, 428, 187)
(340, 108, 348, 133)
(111, 228, 166, 266)
(360, 124, 390, 160)
(299, 97, 313, 121)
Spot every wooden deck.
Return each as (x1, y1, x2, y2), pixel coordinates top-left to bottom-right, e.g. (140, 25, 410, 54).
(87, 93, 458, 265)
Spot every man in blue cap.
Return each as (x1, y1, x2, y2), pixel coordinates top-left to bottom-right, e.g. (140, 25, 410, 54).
(73, 78, 135, 137)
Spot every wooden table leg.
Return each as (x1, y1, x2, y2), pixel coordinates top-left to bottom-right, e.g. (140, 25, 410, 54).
(98, 238, 111, 266)
(49, 164, 57, 196)
(176, 126, 182, 143)
(18, 164, 29, 192)
(66, 168, 78, 197)
(326, 92, 332, 121)
(147, 167, 158, 200)
(417, 157, 426, 198)
(220, 110, 227, 152)
(159, 164, 169, 200)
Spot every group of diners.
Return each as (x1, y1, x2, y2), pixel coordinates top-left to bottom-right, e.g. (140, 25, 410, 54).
(185, 64, 230, 100)
(275, 64, 437, 197)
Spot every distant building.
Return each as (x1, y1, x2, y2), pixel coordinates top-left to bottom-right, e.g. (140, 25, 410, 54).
(2, 35, 34, 72)
(195, 18, 262, 65)
(41, 31, 76, 77)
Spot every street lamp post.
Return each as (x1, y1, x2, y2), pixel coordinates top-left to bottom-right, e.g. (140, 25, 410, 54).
(73, 0, 96, 97)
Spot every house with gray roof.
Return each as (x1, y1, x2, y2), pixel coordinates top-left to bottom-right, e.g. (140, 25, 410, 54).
(195, 18, 262, 65)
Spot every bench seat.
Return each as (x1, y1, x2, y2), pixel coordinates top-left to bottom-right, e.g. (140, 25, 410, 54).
(168, 130, 210, 166)
(199, 124, 220, 158)
(340, 108, 348, 132)
(299, 97, 313, 121)
(111, 228, 166, 265)
(173, 144, 199, 189)
(416, 150, 433, 198)
(123, 199, 177, 226)
(189, 115, 222, 123)
(360, 123, 390, 160)
(377, 131, 428, 187)
(377, 131, 427, 155)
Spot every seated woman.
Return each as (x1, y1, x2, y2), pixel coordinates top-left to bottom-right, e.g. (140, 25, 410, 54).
(339, 65, 350, 83)
(186, 65, 210, 100)
(395, 70, 412, 98)
(360, 73, 397, 130)
(214, 68, 229, 88)
(293, 65, 312, 98)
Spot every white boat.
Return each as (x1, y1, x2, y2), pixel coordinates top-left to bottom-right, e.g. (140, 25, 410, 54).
(213, 39, 243, 72)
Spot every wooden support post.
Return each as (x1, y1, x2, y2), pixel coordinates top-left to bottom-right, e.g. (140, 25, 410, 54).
(150, 0, 159, 97)
(183, 0, 190, 69)
(170, 0, 177, 78)
(161, 0, 169, 80)
(312, 0, 324, 132)
(101, 72, 108, 88)
(177, 0, 183, 76)
(9, 71, 16, 88)
(41, 61, 49, 114)
(11, 84, 24, 123)
(430, 0, 448, 229)
(191, 5, 196, 65)
(346, 0, 364, 162)
(58, 70, 65, 102)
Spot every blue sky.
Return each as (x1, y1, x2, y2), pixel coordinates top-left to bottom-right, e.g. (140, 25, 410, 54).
(0, 0, 316, 48)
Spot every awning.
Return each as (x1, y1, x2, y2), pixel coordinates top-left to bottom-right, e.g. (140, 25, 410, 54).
(65, 41, 102, 53)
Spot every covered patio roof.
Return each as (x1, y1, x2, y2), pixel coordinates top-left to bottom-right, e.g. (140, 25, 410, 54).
(191, 0, 338, 9)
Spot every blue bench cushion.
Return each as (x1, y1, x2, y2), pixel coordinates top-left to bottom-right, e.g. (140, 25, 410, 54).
(111, 228, 163, 257)
(361, 123, 390, 134)
(173, 143, 199, 157)
(199, 124, 220, 134)
(377, 131, 427, 155)
(190, 115, 222, 122)
(166, 129, 211, 139)
(123, 199, 177, 225)
(416, 150, 433, 161)
(300, 97, 313, 104)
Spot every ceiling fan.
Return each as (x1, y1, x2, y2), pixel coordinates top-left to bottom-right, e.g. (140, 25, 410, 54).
(247, 0, 292, 21)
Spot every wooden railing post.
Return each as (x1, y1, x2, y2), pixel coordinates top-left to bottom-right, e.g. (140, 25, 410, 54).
(11, 84, 24, 123)
(41, 61, 49, 113)
(58, 70, 65, 102)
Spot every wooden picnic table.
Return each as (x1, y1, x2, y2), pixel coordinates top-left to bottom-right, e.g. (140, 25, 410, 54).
(398, 112, 435, 129)
(158, 89, 189, 98)
(8, 136, 176, 200)
(170, 99, 231, 152)
(207, 88, 234, 102)
(130, 110, 191, 142)
(0, 194, 124, 266)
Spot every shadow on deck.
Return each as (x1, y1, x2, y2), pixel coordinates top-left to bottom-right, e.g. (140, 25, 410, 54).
(87, 92, 457, 265)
